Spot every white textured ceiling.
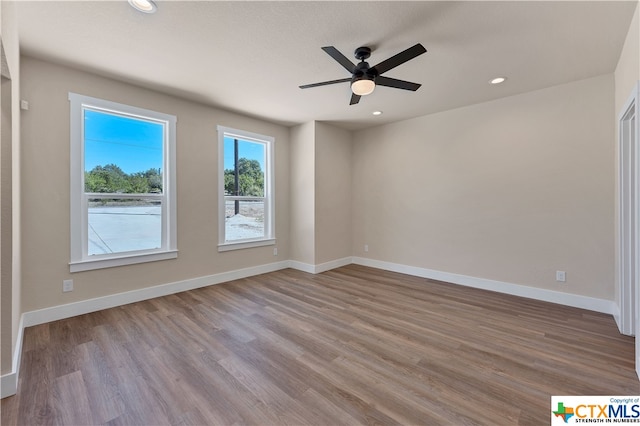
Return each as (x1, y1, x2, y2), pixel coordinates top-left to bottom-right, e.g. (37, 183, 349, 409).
(13, 1, 638, 130)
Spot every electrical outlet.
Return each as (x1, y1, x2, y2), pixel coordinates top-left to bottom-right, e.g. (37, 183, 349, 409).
(63, 279, 74, 292)
(364, 244, 369, 252)
(273, 247, 278, 256)
(556, 271, 566, 282)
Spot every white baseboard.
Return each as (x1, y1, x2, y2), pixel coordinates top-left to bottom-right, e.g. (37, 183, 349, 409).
(314, 257, 353, 273)
(613, 309, 623, 334)
(352, 257, 618, 315)
(1, 314, 24, 399)
(23, 260, 290, 327)
(2, 257, 355, 398)
(0, 373, 16, 399)
(2, 255, 620, 399)
(287, 260, 316, 274)
(288, 257, 352, 274)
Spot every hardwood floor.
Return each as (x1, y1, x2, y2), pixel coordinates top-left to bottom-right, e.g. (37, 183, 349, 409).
(2, 264, 638, 425)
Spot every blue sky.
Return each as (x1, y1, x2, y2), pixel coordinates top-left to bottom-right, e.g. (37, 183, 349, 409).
(223, 137, 265, 171)
(84, 109, 163, 174)
(84, 110, 265, 174)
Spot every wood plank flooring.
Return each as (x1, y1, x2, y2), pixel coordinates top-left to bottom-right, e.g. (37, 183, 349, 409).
(2, 264, 638, 425)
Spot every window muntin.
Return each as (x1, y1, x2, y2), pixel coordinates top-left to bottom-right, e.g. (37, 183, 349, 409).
(69, 93, 177, 272)
(218, 126, 274, 250)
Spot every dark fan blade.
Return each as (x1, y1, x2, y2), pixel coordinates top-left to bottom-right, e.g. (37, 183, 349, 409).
(322, 46, 357, 74)
(349, 93, 361, 105)
(371, 43, 427, 76)
(375, 76, 421, 91)
(299, 78, 351, 89)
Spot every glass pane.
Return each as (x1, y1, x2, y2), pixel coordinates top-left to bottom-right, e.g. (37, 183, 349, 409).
(225, 199, 265, 241)
(84, 109, 164, 194)
(88, 198, 161, 255)
(223, 137, 265, 197)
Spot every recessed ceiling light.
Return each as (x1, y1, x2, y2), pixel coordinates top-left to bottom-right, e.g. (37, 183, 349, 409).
(128, 0, 157, 14)
(372, 111, 383, 116)
(490, 77, 507, 85)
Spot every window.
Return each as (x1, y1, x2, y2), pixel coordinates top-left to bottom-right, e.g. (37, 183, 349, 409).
(69, 93, 177, 272)
(217, 125, 274, 251)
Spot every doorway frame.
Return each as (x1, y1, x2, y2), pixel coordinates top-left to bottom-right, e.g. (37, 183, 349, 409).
(617, 82, 640, 378)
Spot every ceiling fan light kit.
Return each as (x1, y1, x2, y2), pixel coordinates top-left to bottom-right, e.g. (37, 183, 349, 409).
(300, 43, 427, 105)
(351, 76, 375, 96)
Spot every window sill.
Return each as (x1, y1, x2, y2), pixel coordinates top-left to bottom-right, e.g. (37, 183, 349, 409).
(70, 250, 178, 273)
(218, 238, 275, 252)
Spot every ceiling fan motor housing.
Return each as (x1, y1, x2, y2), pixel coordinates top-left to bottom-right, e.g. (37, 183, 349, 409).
(353, 60, 378, 81)
(354, 46, 372, 61)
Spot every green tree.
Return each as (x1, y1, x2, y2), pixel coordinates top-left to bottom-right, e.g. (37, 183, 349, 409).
(224, 158, 263, 196)
(84, 165, 163, 194)
(144, 168, 163, 193)
(85, 170, 107, 193)
(85, 164, 129, 193)
(129, 173, 151, 193)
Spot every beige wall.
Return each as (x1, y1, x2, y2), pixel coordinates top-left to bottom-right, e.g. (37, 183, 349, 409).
(289, 121, 315, 264)
(352, 74, 615, 300)
(289, 121, 352, 266)
(1, 0, 21, 378)
(19, 57, 290, 312)
(314, 122, 352, 264)
(615, 4, 639, 116)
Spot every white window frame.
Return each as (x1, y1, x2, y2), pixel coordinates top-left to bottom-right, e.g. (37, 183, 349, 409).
(217, 125, 275, 251)
(69, 93, 177, 272)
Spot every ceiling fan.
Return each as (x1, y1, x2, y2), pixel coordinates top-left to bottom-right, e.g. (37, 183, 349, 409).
(299, 43, 427, 105)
